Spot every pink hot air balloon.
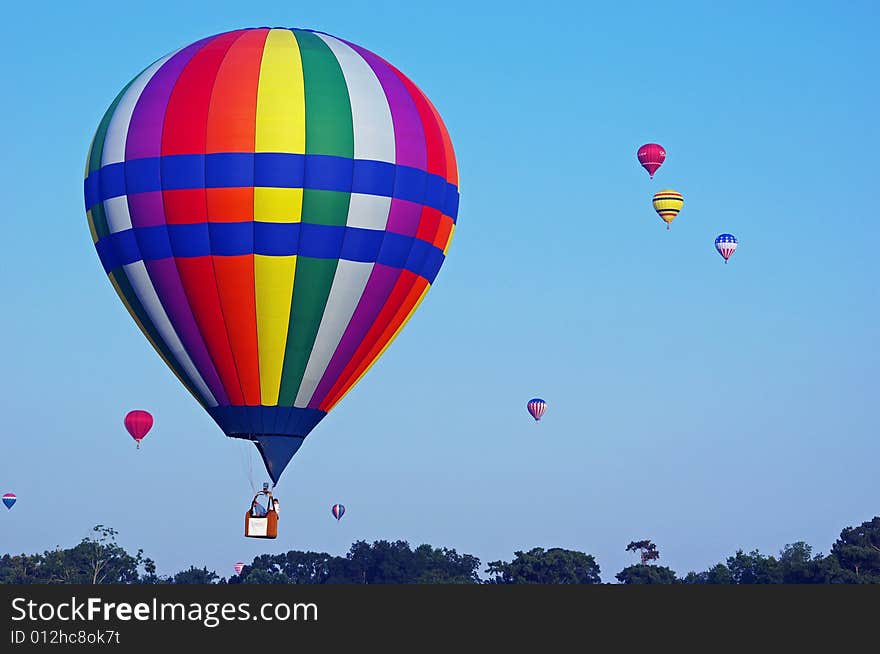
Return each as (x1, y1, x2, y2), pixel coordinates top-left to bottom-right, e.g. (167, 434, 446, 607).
(637, 143, 666, 179)
(234, 562, 245, 575)
(124, 410, 153, 449)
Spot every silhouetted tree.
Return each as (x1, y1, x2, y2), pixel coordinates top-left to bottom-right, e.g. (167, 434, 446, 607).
(616, 564, 677, 584)
(486, 548, 601, 584)
(626, 540, 660, 564)
(830, 517, 880, 582)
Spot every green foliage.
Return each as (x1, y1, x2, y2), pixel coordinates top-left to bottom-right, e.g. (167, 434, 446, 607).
(3, 517, 880, 584)
(485, 547, 602, 584)
(616, 564, 678, 584)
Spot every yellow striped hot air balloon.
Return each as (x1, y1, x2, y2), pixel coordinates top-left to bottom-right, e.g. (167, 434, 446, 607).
(652, 190, 684, 230)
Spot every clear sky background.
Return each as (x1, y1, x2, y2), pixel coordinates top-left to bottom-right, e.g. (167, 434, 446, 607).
(1, 1, 877, 582)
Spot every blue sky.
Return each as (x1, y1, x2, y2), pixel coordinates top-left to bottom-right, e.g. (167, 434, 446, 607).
(0, 0, 877, 581)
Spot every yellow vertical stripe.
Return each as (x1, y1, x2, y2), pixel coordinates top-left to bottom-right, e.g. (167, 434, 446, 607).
(254, 29, 307, 405)
(254, 255, 298, 404)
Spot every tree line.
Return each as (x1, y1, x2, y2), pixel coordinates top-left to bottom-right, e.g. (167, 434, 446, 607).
(1, 517, 878, 584)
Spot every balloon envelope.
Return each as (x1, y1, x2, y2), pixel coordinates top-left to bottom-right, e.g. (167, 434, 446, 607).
(233, 562, 245, 575)
(652, 190, 684, 229)
(637, 143, 666, 178)
(527, 398, 547, 421)
(84, 28, 459, 485)
(124, 410, 153, 444)
(715, 234, 738, 262)
(2, 493, 16, 509)
(332, 503, 345, 520)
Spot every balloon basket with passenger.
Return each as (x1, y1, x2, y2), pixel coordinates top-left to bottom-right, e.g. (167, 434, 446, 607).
(245, 483, 280, 539)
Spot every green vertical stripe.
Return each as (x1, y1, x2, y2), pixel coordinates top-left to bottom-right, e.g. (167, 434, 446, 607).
(278, 29, 354, 405)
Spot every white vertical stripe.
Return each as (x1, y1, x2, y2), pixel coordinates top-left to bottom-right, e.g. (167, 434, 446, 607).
(122, 262, 218, 407)
(293, 35, 398, 407)
(315, 33, 395, 163)
(99, 52, 217, 409)
(102, 54, 176, 234)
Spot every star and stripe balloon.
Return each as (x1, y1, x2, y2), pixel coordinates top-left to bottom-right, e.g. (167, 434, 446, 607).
(84, 28, 459, 485)
(527, 398, 547, 421)
(234, 562, 246, 575)
(715, 234, 738, 263)
(331, 503, 345, 521)
(652, 190, 684, 230)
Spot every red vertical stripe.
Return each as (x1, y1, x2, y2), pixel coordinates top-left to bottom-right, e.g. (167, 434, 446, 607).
(205, 28, 269, 406)
(161, 30, 247, 405)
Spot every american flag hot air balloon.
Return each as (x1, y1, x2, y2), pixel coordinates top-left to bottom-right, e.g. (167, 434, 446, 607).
(527, 398, 547, 421)
(715, 234, 738, 263)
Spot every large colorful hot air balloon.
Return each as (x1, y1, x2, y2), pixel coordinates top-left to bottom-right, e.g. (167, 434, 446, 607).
(652, 190, 684, 230)
(124, 410, 153, 449)
(331, 503, 345, 521)
(233, 562, 245, 575)
(527, 398, 547, 421)
(84, 29, 459, 486)
(715, 234, 738, 263)
(637, 143, 665, 179)
(2, 493, 16, 510)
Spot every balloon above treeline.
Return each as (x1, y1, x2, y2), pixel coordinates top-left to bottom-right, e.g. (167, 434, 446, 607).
(527, 398, 547, 421)
(233, 562, 245, 575)
(332, 504, 345, 521)
(84, 28, 459, 486)
(637, 143, 666, 179)
(3, 493, 16, 510)
(124, 410, 153, 449)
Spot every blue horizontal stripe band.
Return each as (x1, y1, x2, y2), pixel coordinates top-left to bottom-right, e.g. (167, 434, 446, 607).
(83, 153, 460, 223)
(95, 222, 447, 284)
(207, 405, 326, 438)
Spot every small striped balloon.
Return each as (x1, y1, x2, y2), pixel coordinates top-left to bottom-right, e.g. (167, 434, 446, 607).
(527, 398, 547, 421)
(332, 504, 345, 521)
(652, 190, 684, 230)
(715, 234, 738, 263)
(2, 493, 16, 510)
(234, 562, 245, 575)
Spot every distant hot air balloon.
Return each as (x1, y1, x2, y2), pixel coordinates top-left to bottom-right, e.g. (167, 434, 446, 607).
(715, 234, 738, 263)
(637, 143, 666, 179)
(527, 398, 547, 421)
(124, 410, 154, 449)
(84, 28, 459, 487)
(652, 190, 684, 230)
(332, 504, 345, 521)
(2, 493, 16, 510)
(233, 562, 245, 575)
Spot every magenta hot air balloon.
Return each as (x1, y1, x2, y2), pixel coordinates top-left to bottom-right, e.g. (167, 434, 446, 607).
(2, 493, 16, 510)
(124, 410, 153, 449)
(527, 398, 547, 421)
(637, 143, 666, 179)
(331, 504, 345, 521)
(234, 562, 245, 575)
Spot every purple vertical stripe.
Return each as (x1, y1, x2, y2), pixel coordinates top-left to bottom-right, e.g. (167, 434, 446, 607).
(124, 36, 230, 405)
(305, 43, 428, 408)
(307, 264, 400, 408)
(342, 40, 425, 170)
